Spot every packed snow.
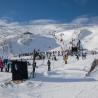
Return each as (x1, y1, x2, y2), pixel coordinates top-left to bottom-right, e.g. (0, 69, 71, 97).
(0, 54, 98, 98)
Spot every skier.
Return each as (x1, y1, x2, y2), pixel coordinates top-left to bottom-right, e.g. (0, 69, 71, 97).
(6, 60, 11, 72)
(3, 59, 8, 72)
(33, 61, 37, 78)
(76, 54, 79, 60)
(63, 54, 68, 64)
(47, 60, 51, 71)
(82, 52, 87, 60)
(58, 51, 60, 56)
(54, 55, 57, 61)
(0, 58, 4, 72)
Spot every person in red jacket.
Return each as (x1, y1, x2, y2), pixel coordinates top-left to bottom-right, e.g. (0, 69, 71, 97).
(0, 58, 4, 72)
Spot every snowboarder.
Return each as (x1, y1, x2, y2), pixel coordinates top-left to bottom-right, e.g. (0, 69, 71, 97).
(47, 60, 51, 71)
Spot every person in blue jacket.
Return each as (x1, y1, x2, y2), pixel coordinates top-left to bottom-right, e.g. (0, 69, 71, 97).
(3, 59, 11, 72)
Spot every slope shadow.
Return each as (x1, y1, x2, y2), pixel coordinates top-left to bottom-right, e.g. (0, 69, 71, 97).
(79, 29, 92, 40)
(12, 35, 60, 54)
(32, 73, 96, 83)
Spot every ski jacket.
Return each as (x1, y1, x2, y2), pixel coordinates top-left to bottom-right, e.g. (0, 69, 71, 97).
(0, 59, 4, 68)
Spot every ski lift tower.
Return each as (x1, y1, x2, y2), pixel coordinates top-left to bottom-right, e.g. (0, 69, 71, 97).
(30, 49, 39, 78)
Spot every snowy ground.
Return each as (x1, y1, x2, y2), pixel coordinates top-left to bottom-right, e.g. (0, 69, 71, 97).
(0, 54, 98, 98)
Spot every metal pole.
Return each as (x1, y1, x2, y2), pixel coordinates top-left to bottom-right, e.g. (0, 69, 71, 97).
(32, 49, 36, 78)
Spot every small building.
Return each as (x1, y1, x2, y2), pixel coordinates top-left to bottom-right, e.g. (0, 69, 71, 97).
(11, 60, 28, 80)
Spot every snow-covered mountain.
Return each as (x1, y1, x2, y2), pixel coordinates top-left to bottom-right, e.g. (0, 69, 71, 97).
(51, 25, 98, 51)
(0, 20, 98, 57)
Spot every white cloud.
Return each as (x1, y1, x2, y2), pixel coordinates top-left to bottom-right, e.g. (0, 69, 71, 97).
(71, 17, 89, 25)
(70, 16, 98, 25)
(30, 19, 58, 25)
(0, 18, 19, 27)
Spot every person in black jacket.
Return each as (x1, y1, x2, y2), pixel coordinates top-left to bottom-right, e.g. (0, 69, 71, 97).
(32, 61, 38, 78)
(33, 61, 36, 78)
(47, 60, 51, 71)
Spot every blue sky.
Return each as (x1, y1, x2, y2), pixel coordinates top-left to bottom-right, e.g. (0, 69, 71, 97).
(0, 0, 98, 23)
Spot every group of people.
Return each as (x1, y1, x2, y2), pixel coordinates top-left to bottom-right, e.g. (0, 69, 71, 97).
(63, 51, 87, 64)
(0, 58, 11, 72)
(31, 59, 51, 78)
